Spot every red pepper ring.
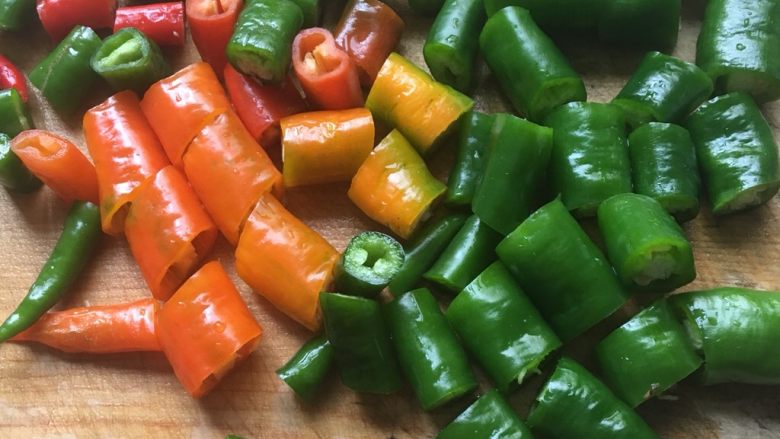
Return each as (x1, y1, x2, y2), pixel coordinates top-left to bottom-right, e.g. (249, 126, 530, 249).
(0, 55, 28, 102)
(36, 0, 117, 42)
(292, 27, 363, 110)
(187, 0, 243, 76)
(114, 2, 185, 47)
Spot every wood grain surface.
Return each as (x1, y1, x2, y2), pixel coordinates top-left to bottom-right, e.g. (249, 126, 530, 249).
(2, 0, 780, 437)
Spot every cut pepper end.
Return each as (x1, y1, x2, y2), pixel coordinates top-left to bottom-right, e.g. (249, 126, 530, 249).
(715, 181, 780, 215)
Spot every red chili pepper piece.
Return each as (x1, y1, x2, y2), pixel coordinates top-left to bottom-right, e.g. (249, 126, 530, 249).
(36, 0, 117, 42)
(187, 0, 243, 76)
(0, 55, 28, 102)
(114, 2, 185, 47)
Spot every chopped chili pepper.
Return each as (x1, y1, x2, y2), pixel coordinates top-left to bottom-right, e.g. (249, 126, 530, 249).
(276, 334, 334, 400)
(438, 389, 534, 438)
(0, 0, 35, 31)
(290, 0, 319, 27)
(0, 201, 101, 343)
(334, 231, 404, 297)
(11, 298, 161, 353)
(0, 133, 41, 192)
(0, 54, 28, 102)
(187, 0, 243, 75)
(235, 193, 339, 331)
(598, 0, 680, 50)
(280, 108, 374, 188)
(36, 0, 116, 42)
(445, 112, 496, 208)
(114, 2, 185, 47)
(0, 88, 32, 137)
(157, 261, 263, 398)
(11, 130, 99, 205)
(292, 27, 363, 110)
(91, 27, 171, 94)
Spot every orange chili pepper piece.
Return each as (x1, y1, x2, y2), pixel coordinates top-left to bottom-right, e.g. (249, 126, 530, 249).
(124, 166, 218, 301)
(157, 260, 263, 398)
(280, 108, 374, 188)
(11, 298, 161, 353)
(183, 110, 282, 245)
(235, 193, 338, 331)
(84, 90, 171, 235)
(11, 130, 99, 204)
(140, 62, 231, 167)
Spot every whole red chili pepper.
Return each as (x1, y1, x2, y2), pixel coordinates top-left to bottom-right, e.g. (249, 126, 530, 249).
(113, 2, 185, 47)
(0, 55, 28, 102)
(36, 0, 117, 42)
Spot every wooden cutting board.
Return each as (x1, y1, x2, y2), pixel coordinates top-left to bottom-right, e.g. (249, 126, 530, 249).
(2, 0, 780, 437)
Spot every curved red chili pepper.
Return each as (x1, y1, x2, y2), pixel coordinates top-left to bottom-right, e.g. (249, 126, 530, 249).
(0, 55, 28, 102)
(114, 2, 185, 47)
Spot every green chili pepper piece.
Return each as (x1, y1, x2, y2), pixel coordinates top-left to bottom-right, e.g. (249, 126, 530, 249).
(423, 215, 502, 294)
(0, 133, 41, 192)
(91, 27, 170, 94)
(437, 389, 534, 439)
(289, 0, 320, 27)
(320, 292, 402, 394)
(528, 357, 659, 439)
(0, 88, 32, 138)
(613, 52, 713, 128)
(685, 92, 780, 215)
(670, 287, 780, 385)
(385, 288, 477, 410)
(276, 334, 334, 400)
(408, 0, 445, 16)
(472, 113, 553, 234)
(596, 300, 702, 407)
(388, 212, 468, 297)
(597, 0, 680, 50)
(496, 199, 628, 341)
(597, 193, 696, 293)
(447, 262, 561, 392)
(334, 231, 405, 298)
(0, 201, 102, 343)
(482, 0, 602, 31)
(445, 112, 496, 208)
(628, 122, 701, 222)
(423, 0, 485, 92)
(227, 0, 303, 83)
(479, 6, 586, 122)
(545, 102, 631, 218)
(0, 0, 35, 31)
(697, 0, 780, 103)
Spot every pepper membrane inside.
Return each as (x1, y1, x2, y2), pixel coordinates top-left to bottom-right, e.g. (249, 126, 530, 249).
(97, 37, 144, 68)
(344, 233, 404, 283)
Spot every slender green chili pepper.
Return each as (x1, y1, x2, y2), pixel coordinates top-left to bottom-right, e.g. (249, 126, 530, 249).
(596, 300, 702, 407)
(423, 215, 502, 294)
(0, 0, 34, 31)
(0, 88, 32, 138)
(696, 0, 780, 103)
(334, 231, 405, 298)
(0, 133, 41, 192)
(527, 357, 659, 439)
(479, 6, 586, 122)
(289, 0, 320, 27)
(613, 51, 714, 128)
(276, 334, 334, 400)
(226, 0, 303, 83)
(472, 113, 553, 234)
(545, 102, 631, 218)
(597, 0, 680, 50)
(437, 389, 534, 439)
(29, 26, 102, 115)
(385, 288, 477, 410)
(482, 0, 602, 31)
(685, 92, 780, 215)
(670, 287, 780, 385)
(319, 292, 402, 394)
(496, 199, 628, 341)
(0, 201, 101, 343)
(423, 0, 485, 92)
(91, 27, 170, 94)
(408, 0, 444, 16)
(597, 193, 696, 293)
(445, 112, 496, 208)
(446, 262, 561, 392)
(387, 212, 468, 296)
(628, 123, 701, 222)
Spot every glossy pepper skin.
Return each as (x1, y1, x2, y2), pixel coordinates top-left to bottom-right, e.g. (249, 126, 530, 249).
(614, 52, 714, 128)
(0, 133, 41, 192)
(424, 215, 502, 294)
(696, 0, 780, 103)
(91, 27, 171, 94)
(387, 212, 468, 296)
(670, 288, 780, 385)
(0, 201, 101, 343)
(11, 298, 161, 353)
(628, 123, 701, 222)
(446, 262, 561, 392)
(333, 0, 404, 86)
(596, 300, 702, 407)
(36, 0, 115, 42)
(366, 53, 473, 155)
(320, 292, 402, 394)
(0, 0, 35, 31)
(281, 108, 374, 187)
(598, 194, 695, 293)
(157, 261, 263, 398)
(423, 0, 485, 92)
(437, 389, 534, 439)
(187, 0, 243, 75)
(472, 113, 553, 234)
(114, 2, 185, 47)
(597, 0, 680, 50)
(227, 0, 303, 83)
(527, 357, 659, 439)
(348, 129, 447, 239)
(496, 199, 628, 341)
(276, 334, 334, 399)
(0, 88, 32, 137)
(0, 55, 28, 101)
(386, 288, 476, 409)
(480, 7, 586, 122)
(29, 26, 102, 115)
(685, 92, 780, 214)
(334, 231, 405, 297)
(545, 102, 632, 218)
(445, 112, 496, 208)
